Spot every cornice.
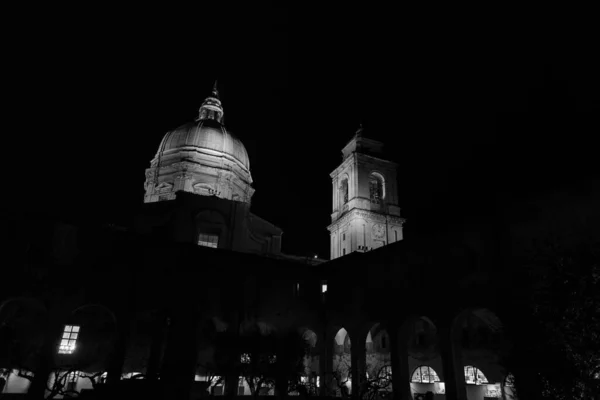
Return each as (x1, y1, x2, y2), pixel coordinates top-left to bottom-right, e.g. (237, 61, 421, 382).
(328, 208, 406, 231)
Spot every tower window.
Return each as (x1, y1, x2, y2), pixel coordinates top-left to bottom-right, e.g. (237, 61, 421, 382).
(369, 173, 385, 203)
(198, 233, 219, 248)
(321, 281, 328, 293)
(343, 248, 346, 255)
(343, 233, 346, 241)
(59, 325, 80, 354)
(340, 179, 349, 205)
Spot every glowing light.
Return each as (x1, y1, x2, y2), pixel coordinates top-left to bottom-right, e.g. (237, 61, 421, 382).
(198, 233, 218, 248)
(58, 325, 79, 354)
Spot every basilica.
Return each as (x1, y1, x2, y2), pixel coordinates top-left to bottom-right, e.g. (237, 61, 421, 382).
(4, 84, 593, 400)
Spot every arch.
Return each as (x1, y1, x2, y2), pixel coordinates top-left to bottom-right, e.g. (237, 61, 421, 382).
(368, 171, 385, 203)
(411, 365, 441, 383)
(0, 297, 48, 372)
(464, 365, 489, 385)
(70, 303, 118, 326)
(365, 323, 392, 393)
(452, 307, 504, 351)
(340, 176, 349, 206)
(332, 328, 351, 397)
(301, 329, 318, 348)
(334, 328, 350, 347)
(400, 316, 439, 361)
(63, 304, 119, 372)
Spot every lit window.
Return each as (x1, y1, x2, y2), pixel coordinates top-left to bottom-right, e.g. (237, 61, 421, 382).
(58, 325, 80, 354)
(241, 353, 251, 364)
(198, 233, 219, 248)
(464, 366, 489, 385)
(321, 283, 328, 293)
(411, 366, 441, 383)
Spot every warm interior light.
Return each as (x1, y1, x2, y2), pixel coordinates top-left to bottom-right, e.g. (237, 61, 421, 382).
(58, 325, 80, 354)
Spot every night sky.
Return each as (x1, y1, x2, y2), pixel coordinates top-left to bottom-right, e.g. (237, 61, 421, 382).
(6, 7, 598, 258)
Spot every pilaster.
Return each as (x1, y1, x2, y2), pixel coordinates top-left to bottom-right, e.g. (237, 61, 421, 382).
(439, 325, 467, 400)
(389, 325, 412, 400)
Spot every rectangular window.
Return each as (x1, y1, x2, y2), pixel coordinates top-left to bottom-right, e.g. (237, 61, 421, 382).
(343, 248, 346, 255)
(58, 325, 80, 354)
(343, 233, 346, 241)
(321, 282, 328, 293)
(198, 233, 219, 248)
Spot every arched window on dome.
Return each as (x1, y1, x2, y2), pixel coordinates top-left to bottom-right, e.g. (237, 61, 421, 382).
(464, 366, 489, 385)
(369, 172, 384, 204)
(411, 366, 441, 383)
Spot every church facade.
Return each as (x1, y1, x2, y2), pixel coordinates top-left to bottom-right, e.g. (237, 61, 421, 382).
(5, 84, 593, 400)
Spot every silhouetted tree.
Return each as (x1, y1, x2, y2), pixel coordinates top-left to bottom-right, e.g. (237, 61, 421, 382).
(504, 216, 600, 399)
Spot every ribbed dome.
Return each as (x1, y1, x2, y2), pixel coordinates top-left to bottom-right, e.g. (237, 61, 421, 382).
(157, 119, 250, 170)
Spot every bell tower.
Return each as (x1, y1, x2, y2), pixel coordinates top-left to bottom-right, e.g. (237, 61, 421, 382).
(327, 126, 405, 259)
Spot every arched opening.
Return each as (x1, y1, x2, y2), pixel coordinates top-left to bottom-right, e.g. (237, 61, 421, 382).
(464, 366, 503, 399)
(44, 304, 118, 396)
(194, 317, 229, 396)
(369, 173, 385, 204)
(408, 317, 438, 361)
(365, 323, 392, 395)
(401, 316, 444, 399)
(0, 298, 46, 395)
(294, 329, 319, 396)
(410, 366, 443, 399)
(454, 308, 506, 400)
(332, 328, 351, 397)
(235, 321, 278, 396)
(340, 178, 349, 207)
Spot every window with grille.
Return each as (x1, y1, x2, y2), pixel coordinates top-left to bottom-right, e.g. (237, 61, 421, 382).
(464, 366, 489, 385)
(59, 325, 80, 354)
(411, 366, 441, 383)
(198, 233, 219, 248)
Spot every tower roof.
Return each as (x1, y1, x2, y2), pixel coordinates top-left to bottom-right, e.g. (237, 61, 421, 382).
(341, 124, 385, 160)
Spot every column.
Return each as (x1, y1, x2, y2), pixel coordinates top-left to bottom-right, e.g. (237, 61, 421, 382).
(318, 331, 332, 397)
(389, 325, 411, 400)
(146, 310, 168, 382)
(274, 335, 288, 399)
(159, 304, 199, 400)
(439, 326, 467, 400)
(350, 334, 366, 400)
(105, 314, 130, 386)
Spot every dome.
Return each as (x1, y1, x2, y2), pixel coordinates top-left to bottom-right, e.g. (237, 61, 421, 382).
(143, 82, 255, 204)
(157, 118, 250, 171)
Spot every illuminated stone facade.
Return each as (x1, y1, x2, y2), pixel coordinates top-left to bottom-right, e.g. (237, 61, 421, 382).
(139, 84, 282, 256)
(328, 127, 405, 259)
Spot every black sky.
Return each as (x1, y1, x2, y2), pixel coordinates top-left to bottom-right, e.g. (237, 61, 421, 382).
(6, 7, 599, 258)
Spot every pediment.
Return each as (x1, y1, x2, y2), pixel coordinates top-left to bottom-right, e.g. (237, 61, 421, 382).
(155, 182, 173, 192)
(193, 183, 220, 196)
